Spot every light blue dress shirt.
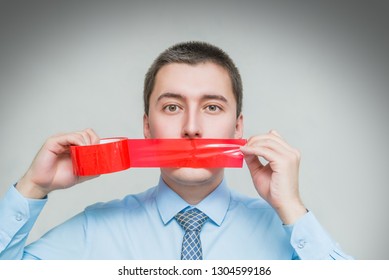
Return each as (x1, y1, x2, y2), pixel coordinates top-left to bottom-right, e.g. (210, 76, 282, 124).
(0, 178, 352, 260)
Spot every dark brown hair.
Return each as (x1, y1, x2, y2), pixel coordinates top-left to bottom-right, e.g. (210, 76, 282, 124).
(143, 41, 243, 117)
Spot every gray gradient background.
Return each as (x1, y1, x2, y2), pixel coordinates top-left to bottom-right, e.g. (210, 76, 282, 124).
(0, 0, 388, 259)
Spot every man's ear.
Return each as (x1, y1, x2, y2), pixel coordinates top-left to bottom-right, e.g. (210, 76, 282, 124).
(234, 113, 244, 139)
(143, 113, 151, 139)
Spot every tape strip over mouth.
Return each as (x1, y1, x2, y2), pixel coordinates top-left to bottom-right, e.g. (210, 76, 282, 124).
(70, 138, 247, 176)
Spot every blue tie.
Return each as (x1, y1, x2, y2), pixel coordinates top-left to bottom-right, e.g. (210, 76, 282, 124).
(175, 208, 208, 260)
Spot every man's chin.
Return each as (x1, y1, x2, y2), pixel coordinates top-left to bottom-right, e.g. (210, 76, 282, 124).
(160, 167, 223, 186)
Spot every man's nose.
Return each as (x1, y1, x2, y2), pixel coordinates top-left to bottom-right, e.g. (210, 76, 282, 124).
(181, 110, 202, 139)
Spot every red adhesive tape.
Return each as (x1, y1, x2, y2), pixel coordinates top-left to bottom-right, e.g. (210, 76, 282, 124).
(70, 138, 247, 176)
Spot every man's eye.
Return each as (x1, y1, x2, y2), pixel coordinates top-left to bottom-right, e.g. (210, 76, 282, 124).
(206, 105, 221, 112)
(164, 105, 179, 112)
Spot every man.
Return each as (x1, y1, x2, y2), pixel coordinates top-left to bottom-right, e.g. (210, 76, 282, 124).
(0, 41, 351, 259)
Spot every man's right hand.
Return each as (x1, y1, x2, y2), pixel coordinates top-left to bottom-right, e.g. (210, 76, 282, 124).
(16, 129, 100, 199)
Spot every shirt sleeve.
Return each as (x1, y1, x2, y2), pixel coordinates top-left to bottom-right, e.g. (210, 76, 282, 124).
(0, 185, 47, 259)
(23, 210, 89, 260)
(283, 211, 353, 260)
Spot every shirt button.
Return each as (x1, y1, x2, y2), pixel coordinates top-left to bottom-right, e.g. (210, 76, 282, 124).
(297, 239, 306, 249)
(15, 213, 24, 221)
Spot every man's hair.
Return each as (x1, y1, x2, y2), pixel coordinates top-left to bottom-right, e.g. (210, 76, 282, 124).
(143, 41, 243, 117)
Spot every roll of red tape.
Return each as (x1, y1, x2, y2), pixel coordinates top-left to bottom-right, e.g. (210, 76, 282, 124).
(71, 138, 247, 176)
(70, 138, 130, 176)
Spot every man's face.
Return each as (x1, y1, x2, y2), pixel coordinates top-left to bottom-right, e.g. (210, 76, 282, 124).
(143, 62, 243, 187)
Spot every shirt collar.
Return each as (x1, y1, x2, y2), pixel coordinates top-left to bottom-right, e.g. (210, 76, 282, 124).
(155, 176, 230, 227)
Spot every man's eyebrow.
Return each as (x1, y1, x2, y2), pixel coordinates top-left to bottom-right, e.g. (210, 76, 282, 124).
(200, 94, 228, 103)
(156, 92, 184, 103)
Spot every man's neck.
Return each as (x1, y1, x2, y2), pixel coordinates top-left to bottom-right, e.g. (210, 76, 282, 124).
(161, 171, 224, 205)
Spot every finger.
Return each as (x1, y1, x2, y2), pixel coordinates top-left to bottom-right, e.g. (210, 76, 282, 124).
(247, 133, 299, 157)
(45, 133, 87, 154)
(269, 129, 281, 137)
(73, 128, 99, 146)
(243, 154, 265, 177)
(84, 128, 100, 145)
(240, 145, 280, 164)
(76, 130, 92, 146)
(243, 152, 264, 167)
(268, 131, 301, 159)
(242, 138, 300, 171)
(47, 129, 100, 156)
(245, 137, 291, 158)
